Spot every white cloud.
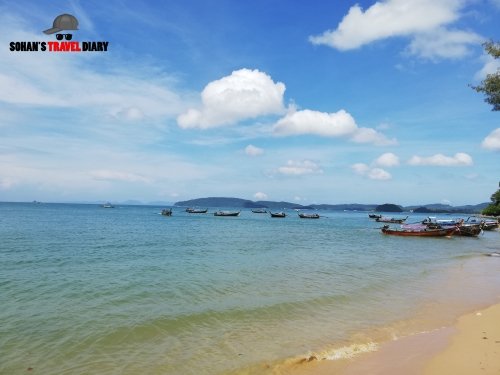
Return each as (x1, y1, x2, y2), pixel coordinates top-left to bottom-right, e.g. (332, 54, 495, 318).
(352, 163, 370, 175)
(352, 163, 392, 180)
(277, 160, 323, 176)
(475, 54, 500, 81)
(351, 127, 398, 146)
(407, 28, 482, 60)
(177, 68, 286, 129)
(367, 168, 392, 180)
(481, 128, 500, 151)
(408, 152, 473, 166)
(273, 109, 396, 145)
(374, 152, 400, 167)
(310, 0, 461, 49)
(254, 192, 268, 200)
(309, 0, 480, 60)
(274, 109, 356, 136)
(245, 144, 264, 156)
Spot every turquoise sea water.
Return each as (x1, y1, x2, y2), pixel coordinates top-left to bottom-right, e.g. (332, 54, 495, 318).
(1, 202, 499, 374)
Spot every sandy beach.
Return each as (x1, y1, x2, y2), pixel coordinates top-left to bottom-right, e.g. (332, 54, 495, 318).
(278, 301, 500, 375)
(424, 303, 500, 375)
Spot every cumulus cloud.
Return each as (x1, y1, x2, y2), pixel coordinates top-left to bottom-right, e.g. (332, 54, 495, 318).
(177, 69, 286, 129)
(352, 152, 399, 180)
(374, 152, 400, 167)
(245, 144, 264, 156)
(254, 192, 268, 200)
(351, 127, 398, 146)
(309, 0, 481, 60)
(408, 152, 473, 166)
(481, 128, 500, 151)
(352, 163, 392, 180)
(277, 160, 323, 176)
(273, 109, 396, 145)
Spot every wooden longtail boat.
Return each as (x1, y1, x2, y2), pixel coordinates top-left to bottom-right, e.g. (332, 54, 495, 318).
(270, 211, 286, 218)
(381, 225, 457, 237)
(298, 213, 320, 219)
(213, 211, 240, 217)
(457, 224, 482, 237)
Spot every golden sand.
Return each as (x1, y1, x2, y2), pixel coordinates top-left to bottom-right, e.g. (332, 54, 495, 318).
(424, 303, 500, 375)
(274, 302, 500, 375)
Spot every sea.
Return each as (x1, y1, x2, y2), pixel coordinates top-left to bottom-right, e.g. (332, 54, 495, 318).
(1, 202, 499, 375)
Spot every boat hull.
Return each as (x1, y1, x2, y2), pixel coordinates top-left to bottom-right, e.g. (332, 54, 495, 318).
(270, 212, 286, 218)
(381, 227, 456, 237)
(186, 208, 208, 213)
(214, 211, 240, 217)
(298, 213, 320, 219)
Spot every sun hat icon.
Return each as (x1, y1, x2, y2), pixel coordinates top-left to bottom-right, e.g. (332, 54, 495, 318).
(43, 14, 79, 34)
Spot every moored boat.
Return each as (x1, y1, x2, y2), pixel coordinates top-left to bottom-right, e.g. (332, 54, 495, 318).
(213, 211, 240, 217)
(270, 211, 286, 218)
(368, 214, 382, 219)
(465, 216, 499, 230)
(186, 208, 208, 213)
(161, 208, 172, 216)
(456, 224, 482, 237)
(376, 216, 408, 223)
(298, 213, 320, 219)
(251, 209, 267, 213)
(381, 225, 457, 237)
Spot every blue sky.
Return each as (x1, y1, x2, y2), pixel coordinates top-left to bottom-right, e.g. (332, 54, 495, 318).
(1, 0, 499, 205)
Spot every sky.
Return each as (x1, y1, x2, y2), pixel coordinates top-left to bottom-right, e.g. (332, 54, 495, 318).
(0, 0, 499, 205)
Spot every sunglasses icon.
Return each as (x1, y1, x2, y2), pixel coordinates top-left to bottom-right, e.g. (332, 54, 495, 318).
(56, 34, 73, 40)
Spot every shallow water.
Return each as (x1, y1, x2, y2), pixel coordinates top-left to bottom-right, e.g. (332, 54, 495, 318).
(1, 203, 499, 374)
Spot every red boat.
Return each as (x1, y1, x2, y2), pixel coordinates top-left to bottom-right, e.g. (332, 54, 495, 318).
(381, 225, 457, 237)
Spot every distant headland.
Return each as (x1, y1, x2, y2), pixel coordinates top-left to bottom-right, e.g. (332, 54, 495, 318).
(174, 197, 489, 214)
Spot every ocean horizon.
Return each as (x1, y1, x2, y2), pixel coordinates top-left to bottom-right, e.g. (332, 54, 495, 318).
(1, 202, 499, 374)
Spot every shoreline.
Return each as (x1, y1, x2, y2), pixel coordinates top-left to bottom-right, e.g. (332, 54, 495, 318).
(257, 252, 500, 375)
(272, 301, 500, 375)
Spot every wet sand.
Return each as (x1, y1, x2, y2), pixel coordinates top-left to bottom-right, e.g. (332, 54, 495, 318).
(277, 302, 500, 375)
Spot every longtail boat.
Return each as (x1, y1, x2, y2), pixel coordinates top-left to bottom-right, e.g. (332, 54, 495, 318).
(465, 216, 499, 231)
(298, 213, 320, 219)
(213, 211, 240, 217)
(368, 214, 382, 219)
(381, 225, 457, 237)
(270, 211, 286, 218)
(376, 216, 408, 224)
(457, 224, 482, 237)
(186, 208, 208, 213)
